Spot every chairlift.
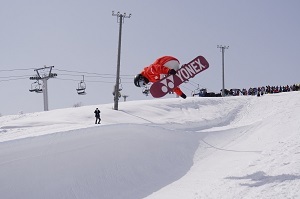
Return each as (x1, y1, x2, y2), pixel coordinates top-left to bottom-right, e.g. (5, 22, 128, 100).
(76, 75, 86, 95)
(29, 81, 43, 93)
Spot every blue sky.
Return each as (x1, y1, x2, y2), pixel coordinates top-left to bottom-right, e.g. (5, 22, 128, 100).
(1, 0, 300, 115)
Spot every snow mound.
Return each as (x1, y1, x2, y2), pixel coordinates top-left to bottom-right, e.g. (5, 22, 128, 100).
(0, 92, 300, 199)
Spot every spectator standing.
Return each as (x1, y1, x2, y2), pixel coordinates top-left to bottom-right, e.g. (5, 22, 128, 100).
(94, 108, 101, 124)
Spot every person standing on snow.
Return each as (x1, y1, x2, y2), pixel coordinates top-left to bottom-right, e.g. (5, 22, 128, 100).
(133, 56, 187, 99)
(94, 108, 101, 124)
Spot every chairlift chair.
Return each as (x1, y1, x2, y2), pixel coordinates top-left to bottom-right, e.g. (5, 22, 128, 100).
(29, 81, 43, 93)
(76, 76, 86, 95)
(76, 80, 86, 95)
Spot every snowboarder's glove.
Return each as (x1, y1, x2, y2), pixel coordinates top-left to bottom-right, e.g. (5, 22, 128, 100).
(180, 93, 187, 99)
(168, 69, 176, 75)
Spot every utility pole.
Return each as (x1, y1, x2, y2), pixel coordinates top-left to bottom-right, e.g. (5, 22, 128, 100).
(112, 11, 131, 110)
(29, 65, 57, 111)
(217, 45, 229, 97)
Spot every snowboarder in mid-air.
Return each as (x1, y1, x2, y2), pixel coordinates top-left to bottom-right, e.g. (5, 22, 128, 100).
(134, 56, 187, 99)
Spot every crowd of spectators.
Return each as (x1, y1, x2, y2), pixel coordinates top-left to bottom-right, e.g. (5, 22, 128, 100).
(193, 84, 300, 97)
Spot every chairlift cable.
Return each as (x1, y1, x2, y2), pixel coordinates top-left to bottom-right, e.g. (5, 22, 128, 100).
(0, 75, 32, 79)
(0, 77, 29, 82)
(0, 68, 35, 72)
(54, 69, 133, 77)
(55, 77, 116, 83)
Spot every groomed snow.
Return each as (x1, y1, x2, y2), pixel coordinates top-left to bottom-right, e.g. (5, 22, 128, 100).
(0, 92, 300, 199)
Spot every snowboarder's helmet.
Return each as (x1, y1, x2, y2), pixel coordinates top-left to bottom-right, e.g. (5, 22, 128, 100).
(134, 74, 147, 87)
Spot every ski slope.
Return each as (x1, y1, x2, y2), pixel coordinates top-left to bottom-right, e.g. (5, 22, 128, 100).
(0, 92, 300, 199)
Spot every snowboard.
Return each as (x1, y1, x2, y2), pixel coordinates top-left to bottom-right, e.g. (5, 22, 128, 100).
(150, 55, 209, 98)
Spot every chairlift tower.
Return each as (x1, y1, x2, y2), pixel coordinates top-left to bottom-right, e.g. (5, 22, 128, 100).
(217, 45, 229, 97)
(112, 11, 131, 110)
(29, 65, 57, 111)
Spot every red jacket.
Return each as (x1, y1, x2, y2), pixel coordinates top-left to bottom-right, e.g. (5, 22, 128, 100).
(141, 56, 183, 96)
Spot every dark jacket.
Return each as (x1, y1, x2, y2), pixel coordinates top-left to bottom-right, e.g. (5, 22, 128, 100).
(94, 109, 100, 118)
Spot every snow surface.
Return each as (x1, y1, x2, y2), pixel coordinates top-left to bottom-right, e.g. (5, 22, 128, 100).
(0, 92, 300, 199)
